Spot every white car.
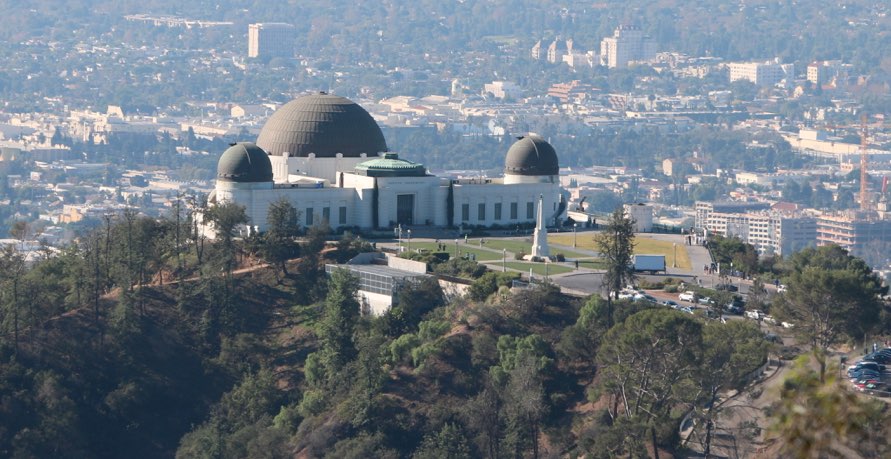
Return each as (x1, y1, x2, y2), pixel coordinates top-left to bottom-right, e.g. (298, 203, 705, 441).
(745, 310, 764, 320)
(781, 321, 795, 329)
(763, 315, 778, 325)
(679, 291, 696, 302)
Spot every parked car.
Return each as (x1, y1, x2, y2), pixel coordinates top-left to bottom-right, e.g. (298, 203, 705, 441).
(764, 333, 783, 343)
(745, 310, 764, 320)
(679, 291, 696, 302)
(698, 296, 714, 306)
(848, 369, 880, 381)
(848, 361, 885, 373)
(679, 306, 695, 315)
(725, 304, 744, 315)
(715, 283, 738, 292)
(863, 382, 888, 394)
(763, 315, 778, 325)
(662, 300, 678, 308)
(863, 353, 891, 364)
(781, 321, 794, 329)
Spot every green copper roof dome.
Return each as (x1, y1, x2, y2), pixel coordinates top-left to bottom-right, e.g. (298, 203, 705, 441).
(355, 153, 427, 177)
(256, 93, 388, 158)
(217, 142, 273, 182)
(504, 134, 559, 176)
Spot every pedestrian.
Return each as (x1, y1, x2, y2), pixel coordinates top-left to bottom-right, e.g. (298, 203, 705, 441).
(874, 342, 878, 353)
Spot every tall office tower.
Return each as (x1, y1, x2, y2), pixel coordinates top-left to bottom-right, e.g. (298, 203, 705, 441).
(599, 25, 657, 69)
(248, 23, 296, 59)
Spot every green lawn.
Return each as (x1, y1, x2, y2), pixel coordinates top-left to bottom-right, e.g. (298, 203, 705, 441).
(502, 262, 574, 276)
(549, 234, 691, 270)
(407, 241, 503, 261)
(577, 260, 608, 270)
(479, 238, 592, 260)
(634, 238, 692, 270)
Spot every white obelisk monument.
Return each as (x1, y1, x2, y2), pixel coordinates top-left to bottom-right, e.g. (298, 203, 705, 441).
(531, 194, 550, 259)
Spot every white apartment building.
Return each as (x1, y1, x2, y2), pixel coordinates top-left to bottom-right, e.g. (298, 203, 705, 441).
(807, 60, 847, 86)
(695, 201, 816, 256)
(728, 60, 794, 86)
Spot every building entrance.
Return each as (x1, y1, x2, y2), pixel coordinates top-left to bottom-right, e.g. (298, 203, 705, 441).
(396, 194, 414, 225)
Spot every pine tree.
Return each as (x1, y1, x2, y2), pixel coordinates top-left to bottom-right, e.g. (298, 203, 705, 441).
(595, 207, 636, 327)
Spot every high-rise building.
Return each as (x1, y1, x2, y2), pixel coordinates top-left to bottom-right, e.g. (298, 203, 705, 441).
(599, 25, 657, 69)
(248, 23, 296, 59)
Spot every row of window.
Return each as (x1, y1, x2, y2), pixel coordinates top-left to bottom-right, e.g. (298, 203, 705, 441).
(461, 201, 535, 223)
(305, 206, 348, 226)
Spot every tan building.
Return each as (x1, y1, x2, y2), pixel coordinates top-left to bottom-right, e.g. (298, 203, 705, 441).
(531, 40, 542, 60)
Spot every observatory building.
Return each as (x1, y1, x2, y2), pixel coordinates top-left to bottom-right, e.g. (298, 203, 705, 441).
(210, 93, 565, 233)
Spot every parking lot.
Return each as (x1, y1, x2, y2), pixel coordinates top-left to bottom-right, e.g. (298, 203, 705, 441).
(846, 348, 891, 396)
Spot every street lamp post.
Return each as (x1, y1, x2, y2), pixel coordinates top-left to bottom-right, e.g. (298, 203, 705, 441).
(673, 243, 677, 268)
(573, 223, 578, 248)
(407, 229, 412, 253)
(395, 224, 402, 252)
(502, 248, 506, 272)
(455, 239, 459, 258)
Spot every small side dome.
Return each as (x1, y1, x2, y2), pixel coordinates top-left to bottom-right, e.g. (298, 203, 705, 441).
(217, 142, 274, 182)
(504, 134, 559, 176)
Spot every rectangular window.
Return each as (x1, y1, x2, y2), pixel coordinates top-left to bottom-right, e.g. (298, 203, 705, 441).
(322, 207, 330, 223)
(510, 202, 518, 220)
(526, 202, 534, 219)
(339, 206, 347, 224)
(478, 203, 486, 221)
(494, 203, 502, 220)
(306, 208, 313, 226)
(461, 204, 470, 222)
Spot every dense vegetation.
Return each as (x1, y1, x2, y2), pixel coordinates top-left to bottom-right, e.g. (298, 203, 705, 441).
(0, 201, 771, 457)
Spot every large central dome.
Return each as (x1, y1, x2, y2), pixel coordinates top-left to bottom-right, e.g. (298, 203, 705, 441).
(256, 93, 388, 158)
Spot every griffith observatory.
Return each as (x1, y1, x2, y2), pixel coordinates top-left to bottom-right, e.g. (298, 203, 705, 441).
(209, 93, 565, 234)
